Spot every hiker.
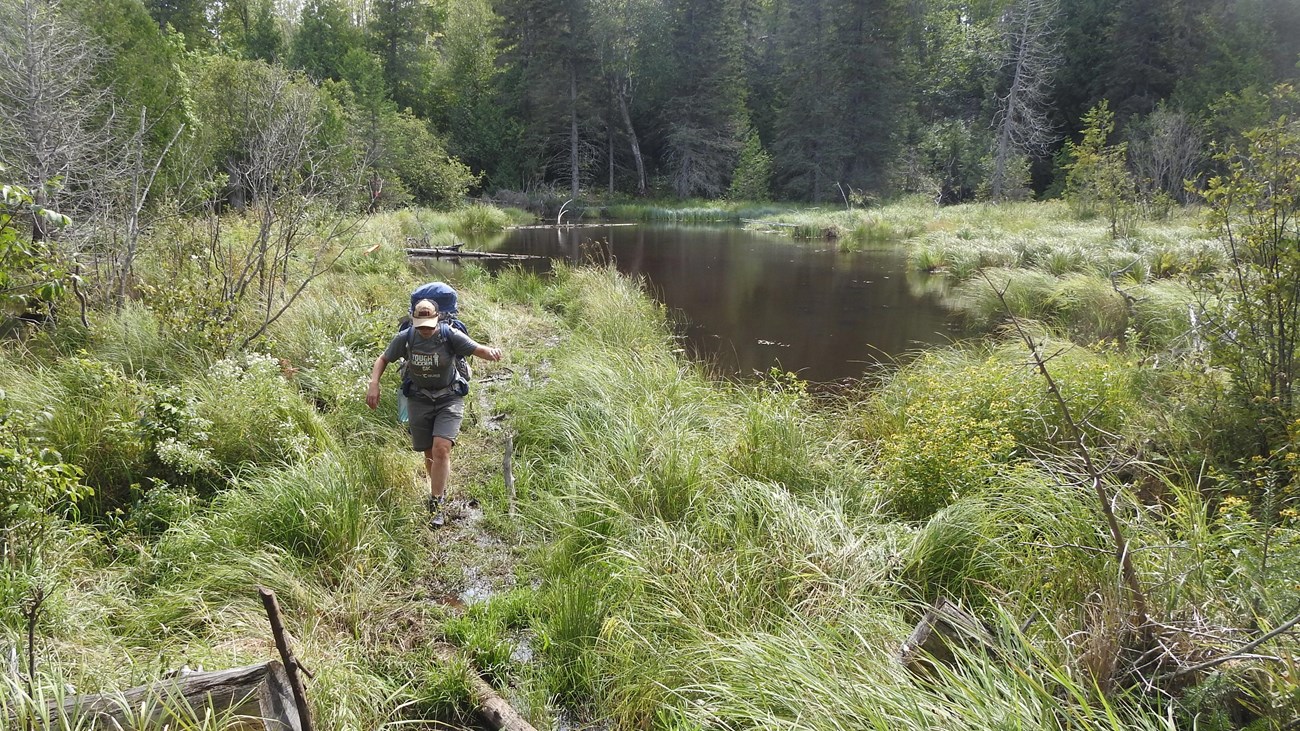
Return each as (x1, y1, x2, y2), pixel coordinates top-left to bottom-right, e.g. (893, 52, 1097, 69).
(365, 298, 502, 526)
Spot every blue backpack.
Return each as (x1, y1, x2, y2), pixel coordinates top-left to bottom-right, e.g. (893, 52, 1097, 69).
(397, 283, 471, 413)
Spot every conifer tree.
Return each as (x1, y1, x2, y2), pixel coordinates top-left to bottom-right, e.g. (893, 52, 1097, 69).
(369, 0, 431, 115)
(664, 0, 748, 197)
(772, 0, 904, 201)
(290, 0, 364, 83)
(496, 0, 596, 195)
(144, 0, 211, 48)
(728, 127, 771, 201)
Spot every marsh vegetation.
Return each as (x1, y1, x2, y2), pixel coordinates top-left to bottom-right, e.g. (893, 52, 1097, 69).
(6, 177, 1300, 729)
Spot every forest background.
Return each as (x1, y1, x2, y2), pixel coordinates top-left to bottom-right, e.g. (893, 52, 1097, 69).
(7, 0, 1300, 217)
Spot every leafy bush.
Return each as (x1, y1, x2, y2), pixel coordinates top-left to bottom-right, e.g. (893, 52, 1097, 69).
(194, 351, 334, 470)
(873, 343, 1143, 518)
(0, 392, 88, 535)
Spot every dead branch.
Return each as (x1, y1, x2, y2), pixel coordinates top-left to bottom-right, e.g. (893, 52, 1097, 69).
(1157, 606, 1300, 683)
(258, 588, 314, 731)
(982, 271, 1153, 635)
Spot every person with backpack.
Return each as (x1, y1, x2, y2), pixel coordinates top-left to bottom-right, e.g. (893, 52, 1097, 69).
(365, 296, 502, 527)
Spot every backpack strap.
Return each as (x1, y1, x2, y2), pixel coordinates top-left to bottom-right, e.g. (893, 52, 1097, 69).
(400, 325, 416, 395)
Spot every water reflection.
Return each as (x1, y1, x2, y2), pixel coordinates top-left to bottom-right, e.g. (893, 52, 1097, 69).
(441, 224, 961, 383)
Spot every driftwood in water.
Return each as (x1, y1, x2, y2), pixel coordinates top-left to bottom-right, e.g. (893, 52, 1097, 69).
(501, 222, 634, 227)
(741, 218, 801, 228)
(48, 662, 301, 731)
(432, 643, 537, 731)
(899, 597, 995, 673)
(407, 247, 547, 261)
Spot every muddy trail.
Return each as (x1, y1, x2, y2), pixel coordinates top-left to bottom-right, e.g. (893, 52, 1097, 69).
(388, 332, 563, 731)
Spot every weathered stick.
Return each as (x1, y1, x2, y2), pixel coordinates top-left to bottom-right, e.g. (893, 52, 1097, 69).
(432, 644, 537, 731)
(1158, 606, 1300, 682)
(504, 223, 637, 230)
(899, 597, 995, 672)
(258, 588, 314, 731)
(406, 247, 547, 260)
(504, 433, 516, 518)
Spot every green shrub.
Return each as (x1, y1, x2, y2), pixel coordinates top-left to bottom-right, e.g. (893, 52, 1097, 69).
(194, 351, 335, 470)
(0, 391, 88, 536)
(872, 343, 1143, 519)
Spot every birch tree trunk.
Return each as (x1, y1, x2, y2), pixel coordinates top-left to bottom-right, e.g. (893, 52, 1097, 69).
(615, 78, 647, 196)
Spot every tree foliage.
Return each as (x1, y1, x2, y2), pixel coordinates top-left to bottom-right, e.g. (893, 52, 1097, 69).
(1064, 100, 1136, 236)
(1201, 88, 1300, 459)
(728, 127, 772, 201)
(0, 174, 71, 323)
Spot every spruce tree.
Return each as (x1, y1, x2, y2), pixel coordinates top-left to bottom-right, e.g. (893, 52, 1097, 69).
(289, 0, 364, 83)
(663, 0, 748, 197)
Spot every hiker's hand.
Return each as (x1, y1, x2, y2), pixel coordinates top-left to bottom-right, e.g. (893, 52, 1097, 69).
(365, 380, 380, 409)
(477, 345, 502, 362)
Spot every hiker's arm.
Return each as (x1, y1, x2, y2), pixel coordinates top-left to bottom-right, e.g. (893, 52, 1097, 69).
(473, 345, 502, 362)
(365, 356, 390, 409)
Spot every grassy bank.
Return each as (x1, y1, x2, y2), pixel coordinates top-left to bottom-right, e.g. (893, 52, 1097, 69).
(718, 197, 1216, 348)
(499, 267, 1298, 729)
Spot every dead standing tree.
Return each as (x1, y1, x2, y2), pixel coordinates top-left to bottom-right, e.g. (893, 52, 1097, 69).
(180, 59, 365, 350)
(1128, 106, 1203, 205)
(990, 0, 1060, 200)
(0, 0, 115, 240)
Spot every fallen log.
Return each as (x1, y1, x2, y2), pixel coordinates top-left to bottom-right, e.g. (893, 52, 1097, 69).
(899, 597, 995, 674)
(45, 662, 301, 731)
(406, 247, 547, 261)
(432, 643, 537, 731)
(741, 218, 801, 228)
(505, 223, 637, 230)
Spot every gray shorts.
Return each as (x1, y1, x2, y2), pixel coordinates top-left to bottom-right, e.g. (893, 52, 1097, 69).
(408, 395, 465, 451)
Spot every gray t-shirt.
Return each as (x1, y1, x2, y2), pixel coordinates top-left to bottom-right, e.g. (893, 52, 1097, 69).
(383, 325, 478, 389)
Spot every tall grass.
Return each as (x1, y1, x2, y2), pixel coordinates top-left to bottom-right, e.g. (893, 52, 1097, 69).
(0, 203, 539, 730)
(497, 265, 1300, 727)
(603, 200, 795, 223)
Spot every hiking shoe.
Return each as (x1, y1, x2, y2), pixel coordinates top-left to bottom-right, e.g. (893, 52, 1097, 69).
(427, 495, 446, 528)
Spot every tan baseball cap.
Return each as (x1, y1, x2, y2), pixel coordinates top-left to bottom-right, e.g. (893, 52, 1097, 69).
(411, 299, 439, 328)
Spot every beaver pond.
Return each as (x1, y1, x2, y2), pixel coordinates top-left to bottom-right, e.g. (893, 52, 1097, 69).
(446, 223, 962, 383)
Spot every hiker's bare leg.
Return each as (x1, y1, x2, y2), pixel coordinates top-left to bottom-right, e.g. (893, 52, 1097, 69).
(427, 437, 453, 499)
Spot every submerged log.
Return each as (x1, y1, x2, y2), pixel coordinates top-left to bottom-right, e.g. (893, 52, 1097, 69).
(406, 247, 547, 261)
(432, 643, 538, 731)
(48, 662, 301, 731)
(899, 597, 995, 673)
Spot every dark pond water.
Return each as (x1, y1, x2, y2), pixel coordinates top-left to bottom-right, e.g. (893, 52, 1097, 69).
(442, 224, 961, 384)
